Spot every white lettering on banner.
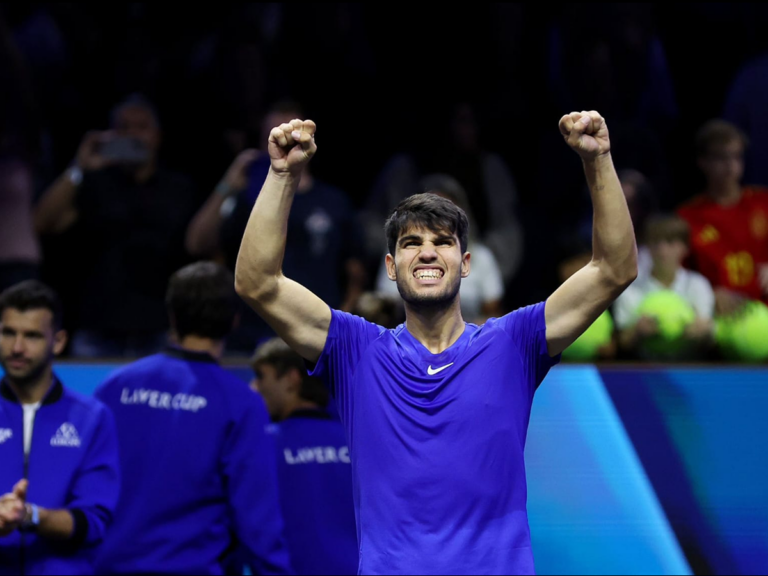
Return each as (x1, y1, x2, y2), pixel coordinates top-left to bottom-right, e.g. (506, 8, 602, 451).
(120, 388, 208, 413)
(0, 429, 12, 445)
(284, 446, 351, 465)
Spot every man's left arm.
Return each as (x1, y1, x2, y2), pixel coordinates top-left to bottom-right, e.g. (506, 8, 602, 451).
(25, 508, 75, 541)
(545, 111, 638, 357)
(0, 483, 84, 541)
(25, 406, 122, 548)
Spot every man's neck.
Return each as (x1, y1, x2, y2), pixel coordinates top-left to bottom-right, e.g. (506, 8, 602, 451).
(176, 335, 225, 360)
(404, 299, 466, 355)
(8, 368, 54, 405)
(280, 398, 322, 421)
(651, 265, 678, 288)
(707, 183, 742, 207)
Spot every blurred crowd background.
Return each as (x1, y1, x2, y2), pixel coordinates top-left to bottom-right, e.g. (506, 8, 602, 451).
(2, 2, 768, 362)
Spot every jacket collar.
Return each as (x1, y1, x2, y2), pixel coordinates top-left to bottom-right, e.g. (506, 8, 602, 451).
(163, 345, 219, 365)
(1, 376, 64, 406)
(286, 408, 333, 421)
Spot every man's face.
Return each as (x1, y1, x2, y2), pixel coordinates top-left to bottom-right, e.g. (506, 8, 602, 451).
(114, 105, 161, 161)
(0, 309, 66, 386)
(386, 227, 470, 309)
(649, 239, 688, 271)
(698, 140, 744, 187)
(251, 363, 296, 421)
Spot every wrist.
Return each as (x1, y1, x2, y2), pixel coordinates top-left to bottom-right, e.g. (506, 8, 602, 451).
(66, 165, 84, 188)
(268, 167, 301, 183)
(582, 151, 612, 167)
(21, 503, 39, 533)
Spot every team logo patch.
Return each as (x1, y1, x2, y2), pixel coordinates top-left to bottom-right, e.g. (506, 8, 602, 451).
(699, 225, 720, 245)
(50, 423, 81, 448)
(0, 429, 12, 445)
(752, 212, 768, 240)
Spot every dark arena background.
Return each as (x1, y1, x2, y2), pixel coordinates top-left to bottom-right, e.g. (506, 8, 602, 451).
(1, 3, 767, 575)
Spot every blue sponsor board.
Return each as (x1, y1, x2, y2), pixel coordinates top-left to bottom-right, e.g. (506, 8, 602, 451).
(3, 364, 765, 575)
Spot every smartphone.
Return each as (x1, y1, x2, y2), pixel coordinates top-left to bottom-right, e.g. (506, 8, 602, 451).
(100, 137, 150, 164)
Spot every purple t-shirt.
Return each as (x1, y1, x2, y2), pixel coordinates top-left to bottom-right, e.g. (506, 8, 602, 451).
(310, 302, 560, 575)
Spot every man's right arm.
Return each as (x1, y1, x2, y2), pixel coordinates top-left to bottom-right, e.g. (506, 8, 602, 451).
(34, 131, 115, 235)
(185, 149, 260, 257)
(33, 168, 82, 235)
(234, 120, 331, 363)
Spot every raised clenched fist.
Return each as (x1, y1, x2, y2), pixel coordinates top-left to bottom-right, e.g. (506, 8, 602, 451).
(559, 111, 611, 160)
(268, 119, 317, 177)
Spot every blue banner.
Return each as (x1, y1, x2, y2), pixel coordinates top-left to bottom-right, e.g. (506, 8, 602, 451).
(2, 363, 766, 575)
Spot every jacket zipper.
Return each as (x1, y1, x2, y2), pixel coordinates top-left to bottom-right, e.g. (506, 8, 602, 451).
(20, 406, 37, 576)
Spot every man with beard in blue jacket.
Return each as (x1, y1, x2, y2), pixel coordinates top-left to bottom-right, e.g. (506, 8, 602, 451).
(0, 280, 120, 576)
(94, 262, 292, 575)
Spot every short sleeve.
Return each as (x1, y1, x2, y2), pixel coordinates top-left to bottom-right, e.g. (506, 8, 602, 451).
(498, 302, 560, 393)
(309, 309, 386, 401)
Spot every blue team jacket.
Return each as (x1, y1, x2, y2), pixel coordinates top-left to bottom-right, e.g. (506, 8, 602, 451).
(94, 347, 293, 575)
(0, 377, 121, 576)
(269, 410, 358, 576)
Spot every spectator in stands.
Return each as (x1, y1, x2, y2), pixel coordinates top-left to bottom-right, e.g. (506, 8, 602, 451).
(0, 15, 41, 292)
(249, 338, 358, 576)
(94, 262, 292, 575)
(678, 120, 768, 316)
(34, 94, 197, 358)
(375, 174, 504, 324)
(614, 215, 715, 361)
(364, 102, 525, 286)
(0, 280, 120, 575)
(186, 100, 366, 354)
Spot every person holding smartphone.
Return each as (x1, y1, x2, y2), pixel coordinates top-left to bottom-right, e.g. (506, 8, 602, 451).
(186, 101, 367, 355)
(33, 94, 198, 358)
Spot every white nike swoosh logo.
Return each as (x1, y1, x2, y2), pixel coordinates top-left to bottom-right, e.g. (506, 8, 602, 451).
(427, 363, 454, 376)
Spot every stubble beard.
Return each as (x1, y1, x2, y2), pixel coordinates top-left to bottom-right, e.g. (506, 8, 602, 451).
(395, 273, 461, 313)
